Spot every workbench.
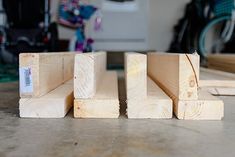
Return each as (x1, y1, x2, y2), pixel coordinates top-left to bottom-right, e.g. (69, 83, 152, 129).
(0, 71, 235, 157)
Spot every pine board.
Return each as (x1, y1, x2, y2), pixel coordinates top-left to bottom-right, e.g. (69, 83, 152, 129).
(74, 52, 106, 99)
(148, 52, 199, 100)
(19, 52, 75, 98)
(19, 80, 73, 118)
(74, 71, 119, 118)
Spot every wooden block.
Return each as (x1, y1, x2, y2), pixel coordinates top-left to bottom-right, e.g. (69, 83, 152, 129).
(19, 52, 75, 98)
(125, 52, 147, 99)
(125, 52, 172, 119)
(200, 68, 235, 87)
(19, 80, 73, 118)
(148, 52, 200, 100)
(127, 77, 172, 119)
(208, 54, 235, 73)
(74, 71, 119, 118)
(174, 90, 224, 120)
(74, 52, 106, 99)
(200, 68, 235, 95)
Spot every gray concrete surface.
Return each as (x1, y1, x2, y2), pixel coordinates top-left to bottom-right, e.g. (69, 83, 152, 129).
(0, 80, 235, 157)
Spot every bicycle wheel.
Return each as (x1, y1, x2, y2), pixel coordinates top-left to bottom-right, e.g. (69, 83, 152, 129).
(198, 15, 232, 58)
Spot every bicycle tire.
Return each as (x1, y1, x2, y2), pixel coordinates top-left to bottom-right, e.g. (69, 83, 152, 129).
(198, 15, 231, 58)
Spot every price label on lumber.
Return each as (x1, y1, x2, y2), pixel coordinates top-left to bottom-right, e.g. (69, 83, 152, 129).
(19, 67, 33, 93)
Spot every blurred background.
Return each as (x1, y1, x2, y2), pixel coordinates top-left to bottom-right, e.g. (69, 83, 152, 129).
(0, 0, 235, 81)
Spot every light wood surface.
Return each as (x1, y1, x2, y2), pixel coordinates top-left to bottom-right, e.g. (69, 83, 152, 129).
(148, 52, 200, 100)
(125, 52, 172, 119)
(200, 68, 235, 95)
(125, 53, 147, 100)
(174, 89, 224, 120)
(74, 52, 106, 99)
(74, 71, 119, 118)
(127, 77, 172, 119)
(200, 68, 235, 87)
(147, 52, 224, 120)
(19, 52, 75, 98)
(19, 80, 73, 118)
(208, 54, 235, 73)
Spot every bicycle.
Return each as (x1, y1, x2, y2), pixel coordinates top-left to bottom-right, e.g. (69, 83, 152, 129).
(198, 0, 235, 58)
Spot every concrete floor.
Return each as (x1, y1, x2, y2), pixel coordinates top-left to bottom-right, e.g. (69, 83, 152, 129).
(1, 79, 235, 157)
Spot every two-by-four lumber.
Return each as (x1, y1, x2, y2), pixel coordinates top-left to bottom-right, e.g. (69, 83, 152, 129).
(200, 67, 235, 96)
(74, 52, 119, 118)
(125, 52, 172, 119)
(19, 52, 75, 98)
(127, 77, 173, 119)
(19, 80, 73, 118)
(74, 52, 106, 99)
(200, 67, 235, 87)
(174, 89, 224, 120)
(147, 52, 200, 100)
(125, 52, 147, 99)
(208, 54, 235, 73)
(148, 52, 224, 120)
(74, 71, 119, 118)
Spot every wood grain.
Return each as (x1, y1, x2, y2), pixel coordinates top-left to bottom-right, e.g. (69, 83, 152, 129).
(125, 52, 147, 100)
(125, 52, 172, 119)
(127, 77, 172, 119)
(200, 68, 235, 96)
(74, 71, 119, 118)
(147, 52, 200, 100)
(174, 89, 224, 120)
(19, 52, 75, 98)
(208, 54, 235, 73)
(74, 52, 106, 99)
(19, 80, 73, 118)
(200, 68, 235, 87)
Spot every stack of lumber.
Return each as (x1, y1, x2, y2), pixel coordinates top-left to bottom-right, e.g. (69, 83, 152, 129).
(148, 52, 224, 120)
(208, 54, 235, 73)
(125, 53, 172, 119)
(200, 68, 235, 96)
(74, 52, 119, 118)
(19, 53, 75, 118)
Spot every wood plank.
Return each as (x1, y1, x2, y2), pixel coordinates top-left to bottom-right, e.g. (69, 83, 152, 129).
(200, 68, 235, 95)
(200, 68, 235, 87)
(74, 71, 119, 118)
(19, 52, 75, 98)
(202, 87, 235, 96)
(208, 54, 235, 73)
(125, 52, 172, 119)
(148, 52, 200, 100)
(127, 77, 172, 119)
(19, 80, 73, 118)
(74, 52, 106, 99)
(125, 52, 147, 100)
(174, 90, 224, 120)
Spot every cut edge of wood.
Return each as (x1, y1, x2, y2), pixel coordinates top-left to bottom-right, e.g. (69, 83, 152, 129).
(174, 90, 224, 120)
(74, 71, 119, 118)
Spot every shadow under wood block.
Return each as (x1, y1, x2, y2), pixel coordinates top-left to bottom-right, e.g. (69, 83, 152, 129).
(148, 52, 224, 120)
(20, 80, 73, 118)
(117, 72, 127, 118)
(125, 52, 172, 119)
(74, 52, 119, 118)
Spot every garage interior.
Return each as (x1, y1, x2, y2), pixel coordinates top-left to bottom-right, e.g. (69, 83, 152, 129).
(1, 0, 235, 157)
